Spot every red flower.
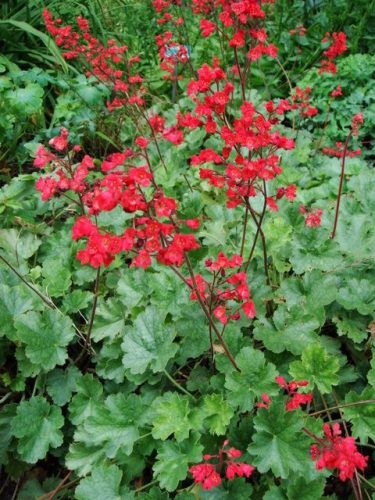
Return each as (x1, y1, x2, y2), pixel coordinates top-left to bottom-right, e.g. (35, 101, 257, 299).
(131, 249, 152, 269)
(189, 463, 222, 490)
(200, 19, 216, 37)
(305, 209, 323, 228)
(331, 85, 343, 97)
(242, 300, 256, 319)
(213, 305, 228, 325)
(49, 127, 69, 151)
(257, 393, 271, 409)
(226, 462, 255, 480)
(311, 424, 368, 481)
(33, 145, 56, 168)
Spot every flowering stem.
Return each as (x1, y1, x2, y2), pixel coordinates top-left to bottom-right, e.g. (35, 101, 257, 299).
(75, 267, 101, 364)
(331, 130, 353, 239)
(243, 195, 267, 274)
(302, 427, 324, 444)
(85, 267, 101, 348)
(233, 47, 246, 101)
(163, 369, 196, 399)
(306, 399, 375, 417)
(0, 255, 56, 310)
(183, 253, 240, 372)
(240, 205, 249, 258)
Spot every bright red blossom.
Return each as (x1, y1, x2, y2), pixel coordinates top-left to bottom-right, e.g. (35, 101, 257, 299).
(310, 424, 368, 481)
(190, 441, 254, 491)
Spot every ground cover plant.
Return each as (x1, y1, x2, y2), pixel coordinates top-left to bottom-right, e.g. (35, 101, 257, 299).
(0, 1, 374, 498)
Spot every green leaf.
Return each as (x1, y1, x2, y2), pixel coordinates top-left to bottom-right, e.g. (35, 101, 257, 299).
(75, 464, 134, 500)
(286, 477, 325, 500)
(0, 229, 41, 262)
(0, 20, 68, 72)
(91, 298, 126, 342)
(248, 400, 312, 478)
(96, 338, 127, 383)
(332, 312, 369, 343)
(66, 442, 106, 476)
(368, 352, 375, 387)
(122, 307, 178, 374)
(153, 434, 203, 492)
(175, 307, 210, 364)
(336, 277, 375, 315)
(74, 394, 145, 458)
(278, 270, 337, 311)
(148, 267, 189, 318)
(343, 388, 375, 443)
(263, 485, 286, 500)
(15, 310, 75, 372)
(62, 290, 91, 314)
(117, 269, 148, 311)
(152, 392, 195, 442)
(6, 83, 44, 115)
(225, 347, 278, 411)
(139, 487, 170, 499)
(11, 396, 64, 463)
(289, 343, 340, 393)
(46, 366, 81, 406)
(41, 257, 72, 297)
(253, 305, 320, 355)
(69, 374, 103, 425)
(0, 404, 16, 465)
(0, 283, 37, 339)
(200, 394, 234, 435)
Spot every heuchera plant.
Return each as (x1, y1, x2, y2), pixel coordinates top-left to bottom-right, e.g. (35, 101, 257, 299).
(27, 1, 370, 496)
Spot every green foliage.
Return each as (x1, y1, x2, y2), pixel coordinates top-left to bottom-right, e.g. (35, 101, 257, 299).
(153, 434, 203, 492)
(225, 347, 278, 411)
(121, 306, 178, 375)
(289, 343, 340, 393)
(152, 393, 197, 442)
(248, 401, 313, 479)
(75, 464, 134, 500)
(11, 396, 64, 463)
(14, 310, 75, 372)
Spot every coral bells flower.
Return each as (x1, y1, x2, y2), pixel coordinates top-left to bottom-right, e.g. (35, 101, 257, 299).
(276, 376, 313, 411)
(351, 112, 364, 136)
(256, 393, 271, 409)
(305, 209, 323, 228)
(331, 85, 343, 98)
(189, 441, 255, 491)
(225, 462, 255, 480)
(189, 463, 222, 490)
(300, 206, 323, 228)
(310, 423, 368, 481)
(49, 127, 69, 151)
(33, 145, 57, 168)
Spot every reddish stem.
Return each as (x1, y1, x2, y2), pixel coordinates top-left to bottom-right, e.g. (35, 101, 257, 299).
(331, 130, 353, 239)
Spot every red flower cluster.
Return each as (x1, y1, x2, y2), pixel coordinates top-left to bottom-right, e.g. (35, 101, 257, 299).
(290, 25, 306, 36)
(187, 252, 256, 325)
(351, 112, 364, 137)
(265, 87, 317, 119)
(275, 376, 313, 411)
(322, 142, 361, 159)
(331, 85, 343, 98)
(34, 128, 200, 269)
(43, 9, 146, 110)
(257, 377, 312, 411)
(299, 206, 323, 228)
(319, 31, 347, 74)
(310, 423, 368, 481)
(189, 440, 254, 490)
